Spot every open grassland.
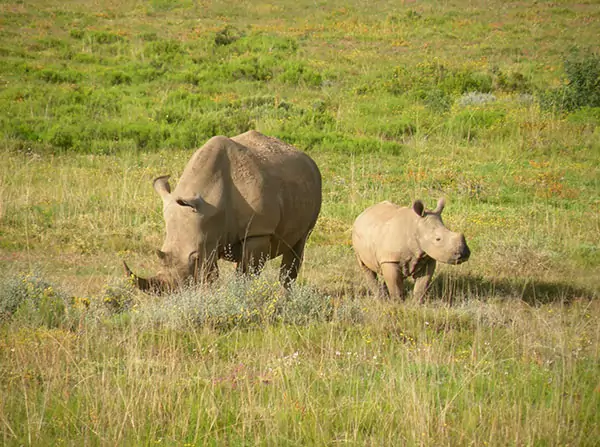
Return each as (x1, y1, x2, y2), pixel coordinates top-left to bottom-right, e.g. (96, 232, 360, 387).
(1, 0, 599, 445)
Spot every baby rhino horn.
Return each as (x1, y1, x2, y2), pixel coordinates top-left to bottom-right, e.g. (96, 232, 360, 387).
(433, 198, 446, 214)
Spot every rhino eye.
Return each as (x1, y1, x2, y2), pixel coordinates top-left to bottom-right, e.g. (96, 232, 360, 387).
(435, 237, 442, 242)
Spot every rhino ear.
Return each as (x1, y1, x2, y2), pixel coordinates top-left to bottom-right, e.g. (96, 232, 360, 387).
(412, 200, 425, 217)
(153, 175, 171, 202)
(433, 198, 446, 214)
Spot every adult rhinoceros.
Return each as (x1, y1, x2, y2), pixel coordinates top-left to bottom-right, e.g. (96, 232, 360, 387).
(124, 130, 322, 292)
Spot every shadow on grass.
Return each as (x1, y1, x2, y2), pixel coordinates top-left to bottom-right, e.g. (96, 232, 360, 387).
(320, 272, 597, 306)
(428, 272, 598, 306)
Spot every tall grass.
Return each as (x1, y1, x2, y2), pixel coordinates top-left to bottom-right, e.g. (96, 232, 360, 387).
(1, 270, 598, 445)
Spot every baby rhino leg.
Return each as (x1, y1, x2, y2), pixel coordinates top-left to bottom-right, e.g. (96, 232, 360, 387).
(356, 255, 387, 297)
(381, 262, 405, 300)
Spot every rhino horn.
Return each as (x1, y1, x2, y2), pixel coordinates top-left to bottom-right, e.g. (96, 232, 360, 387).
(433, 198, 446, 214)
(123, 261, 167, 293)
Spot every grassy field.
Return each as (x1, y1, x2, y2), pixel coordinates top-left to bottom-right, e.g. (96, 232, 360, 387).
(1, 0, 599, 445)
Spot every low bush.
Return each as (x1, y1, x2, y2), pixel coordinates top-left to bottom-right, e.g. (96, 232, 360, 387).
(129, 273, 362, 330)
(0, 272, 68, 327)
(541, 52, 600, 111)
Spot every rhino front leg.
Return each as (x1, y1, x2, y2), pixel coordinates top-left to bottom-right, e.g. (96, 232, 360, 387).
(237, 236, 271, 277)
(413, 259, 436, 304)
(381, 262, 405, 300)
(280, 236, 308, 290)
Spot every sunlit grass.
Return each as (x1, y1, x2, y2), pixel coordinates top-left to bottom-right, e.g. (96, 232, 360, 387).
(0, 0, 599, 444)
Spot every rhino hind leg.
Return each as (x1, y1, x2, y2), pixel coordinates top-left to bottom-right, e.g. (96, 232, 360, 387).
(356, 255, 385, 298)
(381, 262, 405, 301)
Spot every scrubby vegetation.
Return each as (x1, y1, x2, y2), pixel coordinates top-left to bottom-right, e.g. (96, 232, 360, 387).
(0, 0, 598, 445)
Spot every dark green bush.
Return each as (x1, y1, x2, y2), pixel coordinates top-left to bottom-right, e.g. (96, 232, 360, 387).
(562, 53, 600, 109)
(144, 39, 184, 60)
(47, 125, 76, 149)
(121, 121, 170, 149)
(106, 70, 133, 85)
(69, 29, 85, 39)
(387, 63, 494, 97)
(169, 111, 253, 149)
(494, 69, 532, 93)
(89, 31, 125, 45)
(541, 53, 600, 111)
(214, 26, 244, 46)
(219, 54, 275, 81)
(38, 68, 82, 84)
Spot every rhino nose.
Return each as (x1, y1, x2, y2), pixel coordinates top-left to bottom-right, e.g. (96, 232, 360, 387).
(460, 245, 470, 261)
(454, 234, 470, 263)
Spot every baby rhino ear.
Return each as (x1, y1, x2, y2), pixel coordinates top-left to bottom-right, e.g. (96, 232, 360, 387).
(412, 200, 425, 217)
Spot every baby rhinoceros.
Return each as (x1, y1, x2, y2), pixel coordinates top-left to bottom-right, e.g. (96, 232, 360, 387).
(352, 198, 470, 302)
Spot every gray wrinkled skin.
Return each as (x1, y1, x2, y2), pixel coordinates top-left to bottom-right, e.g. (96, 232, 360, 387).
(124, 131, 322, 292)
(351, 198, 470, 303)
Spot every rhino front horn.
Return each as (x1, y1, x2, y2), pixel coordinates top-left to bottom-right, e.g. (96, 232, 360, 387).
(123, 261, 165, 293)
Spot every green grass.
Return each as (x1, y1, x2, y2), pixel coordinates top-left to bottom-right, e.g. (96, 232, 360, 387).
(0, 0, 599, 445)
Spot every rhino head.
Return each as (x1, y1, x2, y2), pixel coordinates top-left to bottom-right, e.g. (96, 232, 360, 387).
(412, 198, 470, 265)
(124, 175, 221, 293)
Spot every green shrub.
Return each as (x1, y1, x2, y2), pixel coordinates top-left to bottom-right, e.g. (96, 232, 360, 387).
(46, 125, 76, 150)
(38, 68, 82, 84)
(279, 61, 323, 87)
(541, 52, 600, 111)
(144, 39, 184, 60)
(446, 108, 505, 139)
(121, 121, 170, 150)
(69, 29, 85, 39)
(388, 63, 494, 97)
(105, 70, 133, 85)
(563, 53, 600, 108)
(416, 88, 453, 112)
(6, 118, 42, 141)
(140, 31, 159, 42)
(219, 54, 275, 81)
(494, 69, 532, 93)
(169, 111, 253, 149)
(214, 26, 244, 46)
(231, 33, 298, 54)
(89, 31, 125, 45)
(567, 106, 600, 126)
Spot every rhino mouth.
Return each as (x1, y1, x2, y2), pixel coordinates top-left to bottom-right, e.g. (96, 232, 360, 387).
(452, 248, 470, 264)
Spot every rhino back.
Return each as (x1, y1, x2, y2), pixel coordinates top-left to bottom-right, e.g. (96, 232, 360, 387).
(174, 131, 321, 246)
(353, 201, 418, 271)
(232, 131, 322, 238)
